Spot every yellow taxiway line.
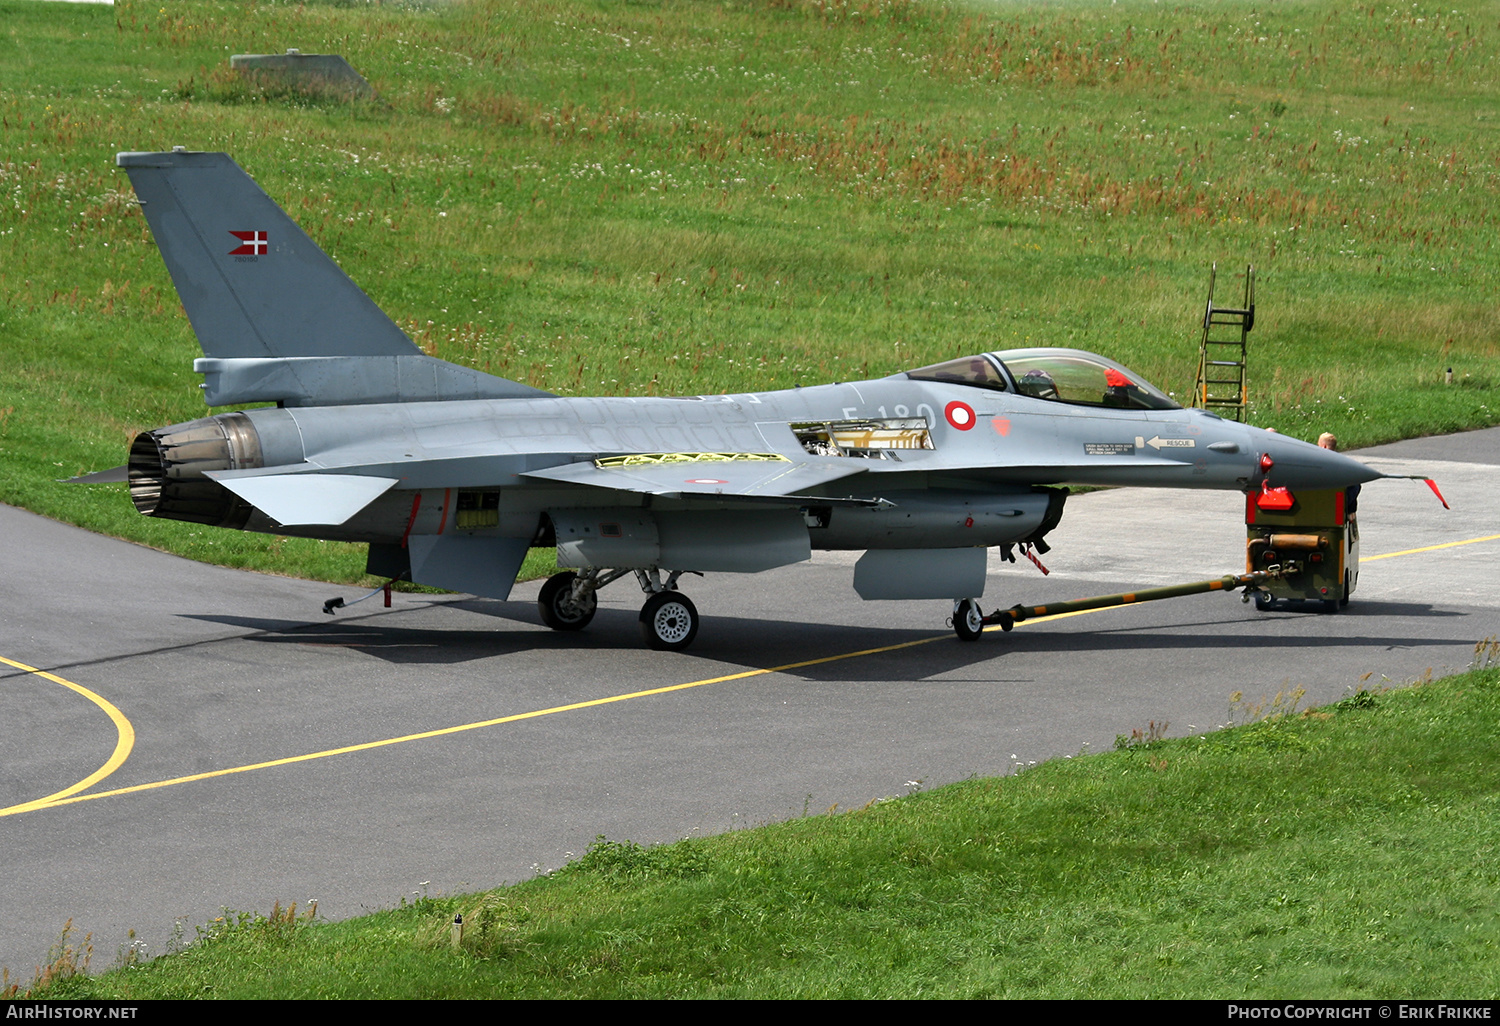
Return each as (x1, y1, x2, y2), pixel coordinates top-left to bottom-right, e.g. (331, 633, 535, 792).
(5, 633, 955, 817)
(0, 656, 135, 817)
(5, 530, 1498, 818)
(1361, 533, 1500, 562)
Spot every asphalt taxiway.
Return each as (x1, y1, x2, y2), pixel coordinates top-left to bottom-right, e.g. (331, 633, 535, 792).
(2, 429, 1496, 975)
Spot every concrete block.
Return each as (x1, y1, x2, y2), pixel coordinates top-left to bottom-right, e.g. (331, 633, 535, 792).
(230, 49, 376, 99)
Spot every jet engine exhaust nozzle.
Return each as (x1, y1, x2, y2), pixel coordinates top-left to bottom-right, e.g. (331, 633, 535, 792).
(128, 412, 265, 528)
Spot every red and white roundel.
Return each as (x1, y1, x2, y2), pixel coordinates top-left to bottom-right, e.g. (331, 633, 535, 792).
(686, 478, 728, 485)
(944, 400, 977, 430)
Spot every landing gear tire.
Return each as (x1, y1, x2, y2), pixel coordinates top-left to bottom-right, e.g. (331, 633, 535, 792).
(953, 598, 984, 642)
(640, 591, 699, 651)
(538, 571, 596, 631)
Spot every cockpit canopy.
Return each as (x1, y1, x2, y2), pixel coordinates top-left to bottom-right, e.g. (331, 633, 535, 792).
(906, 348, 1180, 411)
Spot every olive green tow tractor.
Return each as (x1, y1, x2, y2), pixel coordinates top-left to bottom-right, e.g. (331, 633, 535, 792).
(1243, 485, 1357, 614)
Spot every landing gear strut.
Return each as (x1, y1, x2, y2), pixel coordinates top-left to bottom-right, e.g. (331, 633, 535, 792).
(536, 566, 703, 650)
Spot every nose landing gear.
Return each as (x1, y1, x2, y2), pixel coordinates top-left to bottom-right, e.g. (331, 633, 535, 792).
(952, 598, 985, 642)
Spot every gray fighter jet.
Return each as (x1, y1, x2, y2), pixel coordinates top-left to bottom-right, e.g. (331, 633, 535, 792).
(115, 150, 1382, 649)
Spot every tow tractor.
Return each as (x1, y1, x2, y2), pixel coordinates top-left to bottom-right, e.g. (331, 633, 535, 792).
(1243, 485, 1357, 613)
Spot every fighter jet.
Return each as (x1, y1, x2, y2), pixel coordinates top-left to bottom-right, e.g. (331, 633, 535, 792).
(114, 150, 1382, 650)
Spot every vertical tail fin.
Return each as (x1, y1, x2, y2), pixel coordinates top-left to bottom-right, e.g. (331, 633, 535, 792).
(118, 150, 552, 406)
(118, 149, 419, 360)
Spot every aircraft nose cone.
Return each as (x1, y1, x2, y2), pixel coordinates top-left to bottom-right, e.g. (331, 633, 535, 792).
(1251, 429, 1381, 488)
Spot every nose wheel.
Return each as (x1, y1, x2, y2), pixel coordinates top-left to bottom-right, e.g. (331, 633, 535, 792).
(640, 590, 700, 651)
(952, 598, 984, 642)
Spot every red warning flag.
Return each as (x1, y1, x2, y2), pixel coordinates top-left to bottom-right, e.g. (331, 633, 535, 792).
(1425, 478, 1450, 510)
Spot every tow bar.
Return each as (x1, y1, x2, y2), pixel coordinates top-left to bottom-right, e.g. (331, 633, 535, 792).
(955, 567, 1293, 640)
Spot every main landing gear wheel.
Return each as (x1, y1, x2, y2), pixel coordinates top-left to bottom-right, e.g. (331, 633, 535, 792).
(953, 598, 984, 642)
(538, 571, 597, 631)
(640, 590, 699, 651)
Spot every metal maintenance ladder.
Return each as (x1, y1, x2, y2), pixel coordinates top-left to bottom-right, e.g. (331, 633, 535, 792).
(1194, 262, 1255, 421)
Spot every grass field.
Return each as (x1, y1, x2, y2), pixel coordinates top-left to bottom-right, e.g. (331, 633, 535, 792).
(18, 660, 1500, 999)
(1, 0, 1497, 583)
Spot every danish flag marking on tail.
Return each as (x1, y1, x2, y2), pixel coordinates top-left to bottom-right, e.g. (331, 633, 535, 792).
(228, 230, 268, 255)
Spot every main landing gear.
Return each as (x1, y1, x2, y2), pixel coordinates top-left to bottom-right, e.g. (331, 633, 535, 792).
(537, 567, 701, 651)
(537, 571, 597, 631)
(640, 590, 699, 651)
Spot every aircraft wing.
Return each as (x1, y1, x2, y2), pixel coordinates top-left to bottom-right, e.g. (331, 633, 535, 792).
(520, 454, 869, 503)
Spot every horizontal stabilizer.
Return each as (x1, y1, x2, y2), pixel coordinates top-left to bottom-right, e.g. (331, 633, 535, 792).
(205, 471, 398, 525)
(521, 456, 867, 501)
(63, 466, 128, 484)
